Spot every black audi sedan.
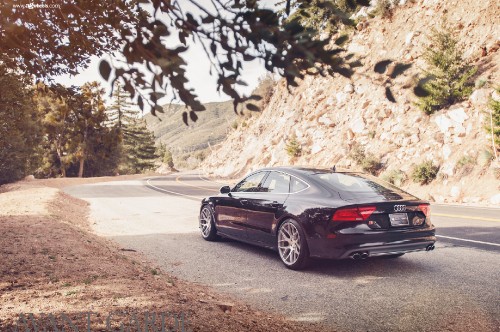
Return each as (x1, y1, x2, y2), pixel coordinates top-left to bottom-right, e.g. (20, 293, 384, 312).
(199, 167, 436, 270)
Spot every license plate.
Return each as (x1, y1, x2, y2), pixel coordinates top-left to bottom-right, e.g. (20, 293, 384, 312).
(389, 213, 409, 226)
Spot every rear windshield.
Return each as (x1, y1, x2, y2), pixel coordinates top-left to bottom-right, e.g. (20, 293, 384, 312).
(312, 172, 414, 200)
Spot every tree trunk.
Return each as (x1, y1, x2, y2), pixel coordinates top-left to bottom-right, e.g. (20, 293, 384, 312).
(78, 158, 84, 178)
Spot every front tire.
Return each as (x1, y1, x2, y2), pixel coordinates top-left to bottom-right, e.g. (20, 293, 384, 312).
(199, 205, 218, 241)
(277, 219, 310, 270)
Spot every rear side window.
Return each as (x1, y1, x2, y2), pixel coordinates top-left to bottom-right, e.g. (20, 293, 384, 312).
(260, 172, 290, 193)
(314, 172, 412, 199)
(290, 177, 308, 193)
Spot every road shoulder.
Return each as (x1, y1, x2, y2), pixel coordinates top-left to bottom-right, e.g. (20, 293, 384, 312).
(0, 179, 330, 331)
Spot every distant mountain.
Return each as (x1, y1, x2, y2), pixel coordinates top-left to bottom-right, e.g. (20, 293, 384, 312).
(144, 100, 237, 153)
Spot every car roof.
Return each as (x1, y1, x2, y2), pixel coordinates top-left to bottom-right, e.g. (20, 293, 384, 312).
(258, 166, 357, 177)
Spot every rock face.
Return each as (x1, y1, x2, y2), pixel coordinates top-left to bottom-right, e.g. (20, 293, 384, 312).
(201, 0, 500, 205)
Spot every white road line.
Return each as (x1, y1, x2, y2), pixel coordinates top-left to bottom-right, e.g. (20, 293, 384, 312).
(436, 235, 500, 247)
(145, 178, 203, 200)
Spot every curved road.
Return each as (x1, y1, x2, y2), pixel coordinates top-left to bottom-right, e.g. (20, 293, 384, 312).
(64, 173, 500, 332)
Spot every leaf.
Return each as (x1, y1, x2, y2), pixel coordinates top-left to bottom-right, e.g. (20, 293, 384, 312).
(189, 111, 198, 122)
(154, 105, 164, 114)
(374, 60, 392, 74)
(201, 15, 215, 24)
(99, 60, 112, 81)
(138, 96, 144, 112)
(182, 111, 188, 125)
(390, 63, 412, 78)
(414, 77, 432, 97)
(246, 103, 260, 112)
(335, 35, 349, 46)
(248, 94, 263, 101)
(335, 67, 353, 78)
(385, 87, 396, 103)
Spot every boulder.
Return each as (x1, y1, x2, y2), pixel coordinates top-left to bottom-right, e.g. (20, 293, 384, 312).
(448, 107, 469, 125)
(434, 114, 453, 133)
(350, 116, 366, 134)
(469, 89, 491, 106)
(442, 144, 452, 160)
(489, 193, 500, 205)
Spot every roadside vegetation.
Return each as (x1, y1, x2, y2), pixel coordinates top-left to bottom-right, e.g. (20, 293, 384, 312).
(411, 161, 439, 185)
(349, 144, 383, 175)
(286, 134, 303, 158)
(416, 23, 477, 115)
(0, 69, 160, 185)
(382, 169, 407, 187)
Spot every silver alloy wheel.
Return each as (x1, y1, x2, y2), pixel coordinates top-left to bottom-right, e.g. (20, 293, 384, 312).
(200, 207, 212, 238)
(278, 221, 301, 266)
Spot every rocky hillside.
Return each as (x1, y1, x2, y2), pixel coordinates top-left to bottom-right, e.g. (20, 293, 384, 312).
(201, 0, 500, 205)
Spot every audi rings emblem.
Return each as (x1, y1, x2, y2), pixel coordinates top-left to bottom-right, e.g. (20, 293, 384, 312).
(394, 205, 407, 212)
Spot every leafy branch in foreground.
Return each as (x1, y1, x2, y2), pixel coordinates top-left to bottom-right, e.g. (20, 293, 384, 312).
(1, 0, 369, 124)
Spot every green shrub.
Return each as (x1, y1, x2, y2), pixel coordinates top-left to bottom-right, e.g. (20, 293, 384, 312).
(349, 145, 366, 165)
(286, 134, 302, 157)
(163, 148, 174, 169)
(361, 156, 383, 175)
(486, 87, 500, 156)
(456, 155, 476, 176)
(416, 24, 477, 115)
(372, 0, 393, 19)
(477, 150, 493, 169)
(412, 161, 439, 184)
(382, 170, 407, 187)
(349, 144, 383, 175)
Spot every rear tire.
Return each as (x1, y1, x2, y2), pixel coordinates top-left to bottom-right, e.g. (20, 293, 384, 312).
(199, 205, 218, 241)
(277, 219, 310, 270)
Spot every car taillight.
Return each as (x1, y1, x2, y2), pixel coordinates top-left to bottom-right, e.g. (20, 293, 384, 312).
(419, 204, 431, 217)
(332, 206, 376, 221)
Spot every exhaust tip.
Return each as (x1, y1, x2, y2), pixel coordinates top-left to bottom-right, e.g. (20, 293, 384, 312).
(426, 244, 435, 251)
(352, 253, 361, 260)
(360, 252, 369, 259)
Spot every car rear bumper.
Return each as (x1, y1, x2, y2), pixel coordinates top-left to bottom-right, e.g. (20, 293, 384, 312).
(307, 229, 436, 259)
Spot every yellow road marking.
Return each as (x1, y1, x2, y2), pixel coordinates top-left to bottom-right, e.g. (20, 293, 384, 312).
(176, 175, 220, 192)
(433, 213, 500, 222)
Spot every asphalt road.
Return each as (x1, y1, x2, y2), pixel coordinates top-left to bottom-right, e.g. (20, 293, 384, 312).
(64, 173, 500, 332)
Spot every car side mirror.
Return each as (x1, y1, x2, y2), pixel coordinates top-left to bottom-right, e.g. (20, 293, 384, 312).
(220, 186, 231, 194)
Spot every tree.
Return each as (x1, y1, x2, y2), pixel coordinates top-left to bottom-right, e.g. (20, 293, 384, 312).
(107, 81, 136, 130)
(416, 24, 477, 115)
(71, 82, 110, 177)
(163, 147, 175, 170)
(0, 65, 42, 184)
(1, 0, 369, 123)
(34, 83, 121, 178)
(120, 118, 159, 174)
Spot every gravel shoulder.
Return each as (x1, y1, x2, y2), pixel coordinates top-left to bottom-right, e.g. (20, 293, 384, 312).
(0, 177, 331, 331)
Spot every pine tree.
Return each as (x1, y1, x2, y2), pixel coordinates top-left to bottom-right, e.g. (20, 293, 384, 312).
(105, 82, 160, 174)
(417, 24, 477, 115)
(120, 118, 159, 174)
(0, 66, 42, 184)
(106, 82, 136, 129)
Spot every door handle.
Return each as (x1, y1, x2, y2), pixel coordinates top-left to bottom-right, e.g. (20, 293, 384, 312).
(240, 199, 248, 205)
(270, 201, 281, 208)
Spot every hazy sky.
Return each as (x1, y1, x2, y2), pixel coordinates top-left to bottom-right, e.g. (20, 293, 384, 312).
(54, 1, 276, 105)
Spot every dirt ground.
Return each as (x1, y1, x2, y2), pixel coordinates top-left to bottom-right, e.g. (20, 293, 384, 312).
(0, 176, 332, 332)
